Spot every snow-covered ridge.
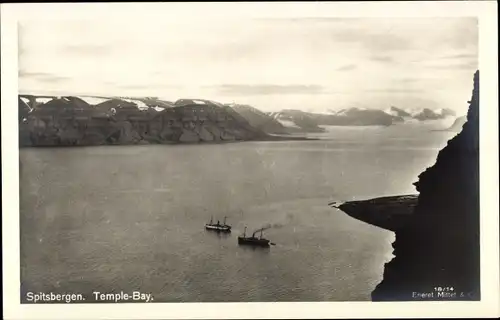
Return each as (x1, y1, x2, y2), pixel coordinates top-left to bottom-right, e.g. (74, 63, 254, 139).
(121, 98, 149, 110)
(21, 95, 178, 112)
(21, 94, 459, 128)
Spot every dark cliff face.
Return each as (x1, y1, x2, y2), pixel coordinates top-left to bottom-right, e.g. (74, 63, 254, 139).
(372, 71, 480, 301)
(19, 97, 269, 147)
(335, 195, 419, 232)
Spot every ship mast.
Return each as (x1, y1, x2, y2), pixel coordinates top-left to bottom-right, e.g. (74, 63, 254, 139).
(260, 229, 263, 239)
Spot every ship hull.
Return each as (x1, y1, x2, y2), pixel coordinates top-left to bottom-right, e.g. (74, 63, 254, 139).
(205, 225, 231, 233)
(238, 237, 270, 247)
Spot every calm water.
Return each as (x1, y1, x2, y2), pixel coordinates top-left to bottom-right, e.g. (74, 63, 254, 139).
(19, 125, 457, 302)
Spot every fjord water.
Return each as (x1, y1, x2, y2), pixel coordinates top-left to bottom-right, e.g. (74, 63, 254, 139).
(20, 124, 457, 302)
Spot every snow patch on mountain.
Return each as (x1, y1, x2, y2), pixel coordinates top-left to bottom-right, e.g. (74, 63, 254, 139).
(276, 119, 301, 129)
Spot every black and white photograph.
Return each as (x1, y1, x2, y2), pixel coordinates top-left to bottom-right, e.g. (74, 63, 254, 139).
(2, 1, 499, 319)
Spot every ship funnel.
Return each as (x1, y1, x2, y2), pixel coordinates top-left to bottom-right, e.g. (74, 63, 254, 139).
(252, 226, 271, 238)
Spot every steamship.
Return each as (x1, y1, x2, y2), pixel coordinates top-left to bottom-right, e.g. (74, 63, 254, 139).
(205, 216, 231, 233)
(238, 227, 271, 247)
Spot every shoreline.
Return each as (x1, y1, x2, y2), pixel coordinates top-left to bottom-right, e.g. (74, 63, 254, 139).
(19, 134, 319, 149)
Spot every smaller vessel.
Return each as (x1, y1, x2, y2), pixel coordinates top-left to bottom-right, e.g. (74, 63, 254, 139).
(205, 216, 231, 233)
(238, 227, 271, 247)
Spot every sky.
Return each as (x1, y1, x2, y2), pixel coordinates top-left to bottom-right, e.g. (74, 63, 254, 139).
(18, 17, 478, 114)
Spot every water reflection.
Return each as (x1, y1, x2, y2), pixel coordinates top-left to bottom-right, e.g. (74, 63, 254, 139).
(204, 229, 232, 239)
(237, 245, 271, 254)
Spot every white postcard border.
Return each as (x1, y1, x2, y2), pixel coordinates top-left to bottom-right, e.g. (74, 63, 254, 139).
(2, 1, 498, 319)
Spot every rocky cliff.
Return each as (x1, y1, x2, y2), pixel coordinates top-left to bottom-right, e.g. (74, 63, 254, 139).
(18, 96, 272, 147)
(330, 195, 419, 232)
(371, 71, 480, 300)
(331, 71, 480, 301)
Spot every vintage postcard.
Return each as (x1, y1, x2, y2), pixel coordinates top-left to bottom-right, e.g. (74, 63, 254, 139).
(2, 1, 499, 319)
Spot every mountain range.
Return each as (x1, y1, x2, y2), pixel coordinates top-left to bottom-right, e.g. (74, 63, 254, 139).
(258, 106, 456, 134)
(264, 106, 456, 133)
(18, 94, 460, 145)
(18, 95, 297, 147)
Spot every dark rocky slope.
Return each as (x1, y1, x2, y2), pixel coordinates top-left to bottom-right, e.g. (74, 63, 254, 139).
(18, 96, 275, 147)
(330, 195, 419, 232)
(332, 71, 480, 301)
